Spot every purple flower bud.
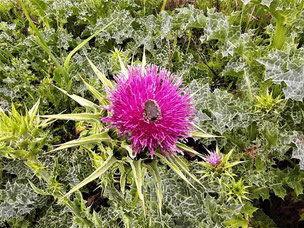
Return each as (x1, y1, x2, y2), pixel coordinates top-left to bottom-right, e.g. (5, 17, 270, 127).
(205, 152, 222, 166)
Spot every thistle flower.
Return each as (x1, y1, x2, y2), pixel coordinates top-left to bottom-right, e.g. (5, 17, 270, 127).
(103, 65, 195, 157)
(205, 151, 222, 166)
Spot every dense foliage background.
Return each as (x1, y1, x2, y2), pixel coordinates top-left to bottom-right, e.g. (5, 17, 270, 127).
(0, 0, 304, 227)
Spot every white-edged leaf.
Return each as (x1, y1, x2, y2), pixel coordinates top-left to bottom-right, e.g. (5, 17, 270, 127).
(125, 157, 145, 214)
(118, 163, 127, 193)
(50, 133, 111, 152)
(118, 51, 129, 79)
(28, 99, 40, 117)
(141, 47, 146, 73)
(223, 149, 234, 162)
(121, 141, 136, 159)
(176, 143, 205, 159)
(0, 136, 19, 142)
(53, 85, 99, 109)
(92, 211, 102, 227)
(191, 122, 207, 132)
(191, 131, 222, 138)
(61, 156, 117, 199)
(240, 0, 251, 5)
(145, 160, 162, 216)
(80, 76, 108, 105)
(173, 156, 205, 189)
(190, 123, 221, 138)
(28, 180, 48, 196)
(41, 113, 101, 122)
(87, 57, 114, 89)
(257, 49, 304, 101)
(157, 153, 197, 190)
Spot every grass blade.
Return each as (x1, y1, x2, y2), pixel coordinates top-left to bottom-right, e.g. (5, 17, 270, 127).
(64, 19, 117, 70)
(20, 1, 67, 79)
(19, 0, 47, 48)
(34, 38, 64, 74)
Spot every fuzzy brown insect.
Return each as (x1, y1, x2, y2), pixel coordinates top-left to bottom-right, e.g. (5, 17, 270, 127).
(143, 99, 161, 122)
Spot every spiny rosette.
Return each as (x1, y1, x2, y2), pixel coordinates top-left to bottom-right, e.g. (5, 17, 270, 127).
(103, 65, 196, 158)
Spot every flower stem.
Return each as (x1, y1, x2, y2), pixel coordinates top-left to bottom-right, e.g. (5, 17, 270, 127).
(160, 0, 168, 12)
(239, 3, 245, 30)
(273, 15, 287, 49)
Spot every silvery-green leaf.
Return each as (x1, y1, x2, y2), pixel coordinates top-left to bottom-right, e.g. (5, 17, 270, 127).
(257, 48, 304, 101)
(291, 133, 304, 170)
(261, 0, 273, 7)
(240, 0, 251, 5)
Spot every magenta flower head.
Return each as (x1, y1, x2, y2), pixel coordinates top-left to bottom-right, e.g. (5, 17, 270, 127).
(103, 65, 195, 158)
(205, 152, 222, 166)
